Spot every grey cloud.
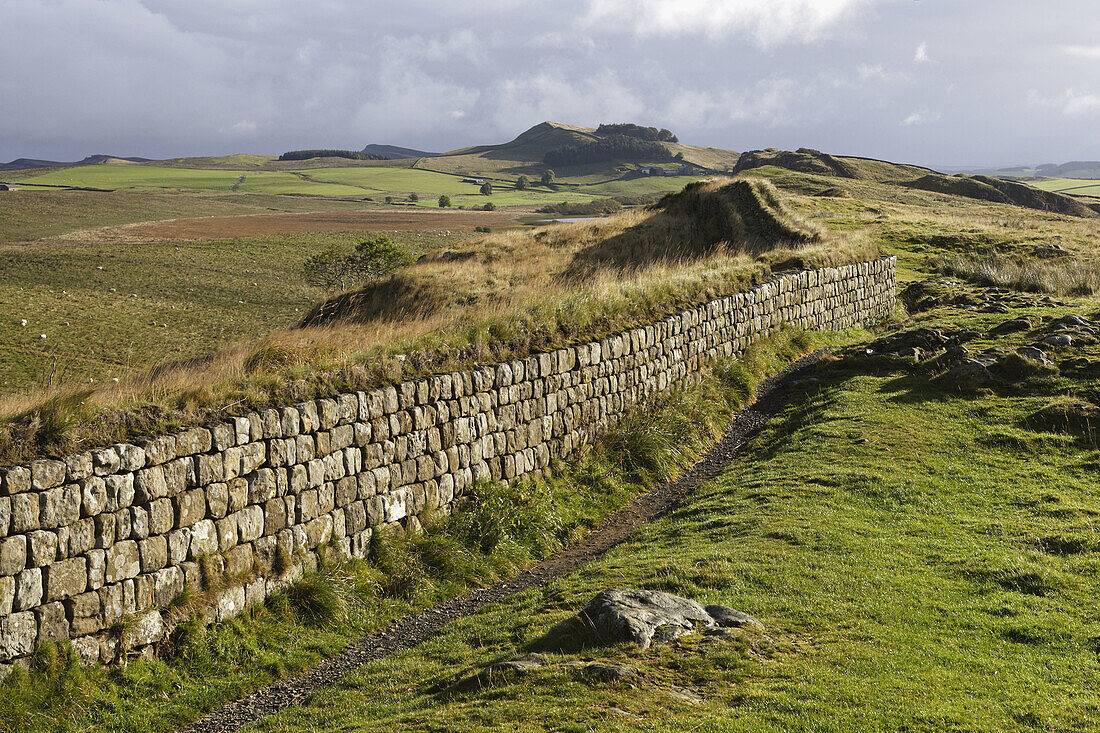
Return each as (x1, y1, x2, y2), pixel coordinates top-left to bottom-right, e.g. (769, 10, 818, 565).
(2, 0, 1100, 167)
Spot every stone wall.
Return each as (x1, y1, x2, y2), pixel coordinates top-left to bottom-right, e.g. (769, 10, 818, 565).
(0, 257, 895, 668)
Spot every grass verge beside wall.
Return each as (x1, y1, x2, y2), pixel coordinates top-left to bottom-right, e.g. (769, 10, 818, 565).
(0, 327, 854, 733)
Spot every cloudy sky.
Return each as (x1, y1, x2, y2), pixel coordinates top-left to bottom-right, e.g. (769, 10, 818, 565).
(2, 0, 1098, 168)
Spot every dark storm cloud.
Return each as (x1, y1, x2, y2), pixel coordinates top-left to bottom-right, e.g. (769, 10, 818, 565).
(2, 0, 1099, 167)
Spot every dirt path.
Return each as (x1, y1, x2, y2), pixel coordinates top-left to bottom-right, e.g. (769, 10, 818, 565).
(177, 350, 825, 733)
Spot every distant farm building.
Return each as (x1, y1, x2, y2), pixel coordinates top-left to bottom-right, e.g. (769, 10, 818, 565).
(0, 184, 23, 191)
(460, 177, 486, 184)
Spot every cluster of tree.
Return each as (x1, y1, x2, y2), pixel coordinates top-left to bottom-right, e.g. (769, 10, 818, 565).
(543, 138, 675, 167)
(595, 123, 678, 142)
(301, 235, 414, 292)
(278, 149, 387, 162)
(536, 198, 623, 216)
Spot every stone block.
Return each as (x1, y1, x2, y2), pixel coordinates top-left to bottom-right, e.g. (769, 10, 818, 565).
(27, 530, 58, 567)
(36, 601, 70, 643)
(86, 549, 105, 590)
(216, 516, 238, 551)
(91, 447, 121, 476)
(247, 468, 277, 504)
(129, 505, 149, 539)
(148, 498, 174, 535)
(114, 443, 146, 472)
(93, 513, 116, 549)
(236, 505, 264, 543)
(122, 610, 165, 648)
(105, 473, 135, 512)
(189, 519, 218, 559)
(0, 577, 12, 615)
(14, 568, 42, 611)
(226, 544, 253, 576)
(44, 557, 87, 602)
(201, 481, 228, 524)
(67, 517, 95, 556)
(0, 612, 36, 661)
(10, 493, 39, 533)
(30, 459, 67, 491)
(138, 536, 168, 573)
(227, 477, 248, 513)
(167, 529, 191, 565)
(153, 566, 185, 607)
(0, 536, 25, 577)
(263, 498, 287, 534)
(64, 453, 94, 482)
(2, 466, 31, 495)
(105, 541, 141, 583)
(174, 488, 206, 528)
(175, 428, 211, 456)
(80, 476, 108, 517)
(134, 466, 168, 503)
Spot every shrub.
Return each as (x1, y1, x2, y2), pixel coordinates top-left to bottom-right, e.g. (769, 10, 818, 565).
(438, 194, 451, 208)
(301, 235, 414, 292)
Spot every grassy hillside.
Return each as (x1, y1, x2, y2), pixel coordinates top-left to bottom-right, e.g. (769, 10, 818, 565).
(904, 173, 1098, 218)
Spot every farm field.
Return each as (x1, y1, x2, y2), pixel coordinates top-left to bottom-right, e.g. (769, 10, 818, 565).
(1028, 177, 1100, 196)
(0, 229, 467, 392)
(0, 189, 376, 244)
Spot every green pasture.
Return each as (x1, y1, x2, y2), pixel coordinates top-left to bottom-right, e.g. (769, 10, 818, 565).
(1029, 177, 1100, 196)
(0, 231, 461, 392)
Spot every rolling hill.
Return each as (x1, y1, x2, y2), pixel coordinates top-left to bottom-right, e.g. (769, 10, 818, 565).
(418, 121, 741, 178)
(903, 173, 1098, 218)
(0, 154, 151, 172)
(361, 144, 440, 159)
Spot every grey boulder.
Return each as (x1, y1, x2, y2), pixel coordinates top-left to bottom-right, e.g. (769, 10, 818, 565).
(579, 589, 762, 650)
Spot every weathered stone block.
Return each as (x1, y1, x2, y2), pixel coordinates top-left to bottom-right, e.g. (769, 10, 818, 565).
(0, 536, 25, 577)
(36, 601, 70, 643)
(27, 530, 58, 567)
(122, 610, 165, 648)
(138, 536, 168, 573)
(175, 428, 212, 456)
(237, 505, 264, 543)
(148, 498, 174, 535)
(134, 466, 168, 503)
(0, 577, 13, 615)
(216, 515, 238, 551)
(174, 488, 206, 528)
(44, 557, 87, 602)
(86, 549, 105, 590)
(10, 493, 39, 533)
(0, 612, 36, 661)
(114, 443, 146, 472)
(189, 520, 218, 559)
(14, 568, 42, 611)
(226, 544, 253, 576)
(263, 499, 286, 534)
(105, 541, 141, 583)
(105, 473, 135, 512)
(167, 529, 191, 565)
(153, 566, 185, 607)
(2, 466, 31, 495)
(31, 459, 67, 491)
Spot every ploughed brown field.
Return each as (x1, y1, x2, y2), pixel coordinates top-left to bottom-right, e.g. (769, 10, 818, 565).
(122, 208, 520, 240)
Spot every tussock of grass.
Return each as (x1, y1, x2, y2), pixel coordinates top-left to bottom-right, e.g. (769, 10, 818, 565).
(932, 252, 1100, 295)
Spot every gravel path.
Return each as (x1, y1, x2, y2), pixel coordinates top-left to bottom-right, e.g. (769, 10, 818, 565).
(177, 349, 825, 733)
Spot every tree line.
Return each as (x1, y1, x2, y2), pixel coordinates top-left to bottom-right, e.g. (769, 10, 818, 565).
(543, 137, 675, 167)
(278, 149, 387, 161)
(595, 123, 678, 142)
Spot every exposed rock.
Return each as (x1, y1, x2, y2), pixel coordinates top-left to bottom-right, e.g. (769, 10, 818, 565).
(579, 662, 638, 682)
(486, 653, 547, 675)
(578, 589, 761, 649)
(1042, 334, 1074, 347)
(946, 359, 993, 388)
(704, 604, 763, 629)
(990, 317, 1035, 336)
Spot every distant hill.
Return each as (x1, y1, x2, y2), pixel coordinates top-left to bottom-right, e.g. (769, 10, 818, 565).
(419, 121, 740, 177)
(903, 173, 1098, 218)
(1037, 161, 1100, 179)
(733, 148, 935, 182)
(0, 154, 151, 172)
(361, 144, 439, 159)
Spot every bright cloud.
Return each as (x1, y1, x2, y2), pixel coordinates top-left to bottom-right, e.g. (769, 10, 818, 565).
(1062, 45, 1100, 59)
(901, 109, 940, 126)
(582, 0, 872, 46)
(914, 42, 929, 63)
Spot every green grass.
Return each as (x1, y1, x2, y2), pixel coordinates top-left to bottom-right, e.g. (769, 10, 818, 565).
(1028, 177, 1100, 196)
(0, 329, 825, 733)
(9, 166, 369, 196)
(0, 231, 463, 391)
(243, 321, 1100, 732)
(0, 190, 377, 243)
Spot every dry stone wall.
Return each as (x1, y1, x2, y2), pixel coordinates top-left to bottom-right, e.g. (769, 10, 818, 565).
(0, 257, 895, 668)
